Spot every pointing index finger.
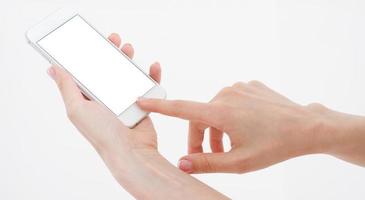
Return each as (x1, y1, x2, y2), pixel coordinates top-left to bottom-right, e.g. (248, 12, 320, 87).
(137, 98, 223, 129)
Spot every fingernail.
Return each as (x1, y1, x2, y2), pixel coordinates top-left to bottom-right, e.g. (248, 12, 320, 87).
(178, 159, 193, 173)
(47, 67, 56, 80)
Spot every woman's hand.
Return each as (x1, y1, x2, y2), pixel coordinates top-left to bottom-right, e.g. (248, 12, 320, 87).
(48, 33, 228, 200)
(47, 33, 161, 158)
(137, 81, 365, 174)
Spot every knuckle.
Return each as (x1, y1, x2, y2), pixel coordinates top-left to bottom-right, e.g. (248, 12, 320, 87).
(232, 81, 246, 88)
(169, 100, 183, 114)
(217, 89, 244, 103)
(220, 86, 235, 96)
(248, 80, 264, 87)
(231, 88, 246, 97)
(200, 155, 214, 172)
(306, 102, 328, 113)
(232, 81, 259, 94)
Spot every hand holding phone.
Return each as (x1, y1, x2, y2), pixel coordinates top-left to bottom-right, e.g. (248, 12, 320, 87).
(45, 32, 162, 151)
(26, 9, 166, 127)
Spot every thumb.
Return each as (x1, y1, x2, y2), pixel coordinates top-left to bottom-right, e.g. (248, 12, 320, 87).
(178, 152, 242, 174)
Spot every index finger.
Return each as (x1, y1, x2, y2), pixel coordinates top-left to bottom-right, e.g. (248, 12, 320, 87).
(137, 99, 224, 129)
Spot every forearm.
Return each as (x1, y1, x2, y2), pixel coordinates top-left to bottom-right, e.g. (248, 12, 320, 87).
(100, 148, 229, 200)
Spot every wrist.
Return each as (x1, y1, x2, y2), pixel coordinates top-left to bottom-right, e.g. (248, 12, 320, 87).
(99, 146, 162, 177)
(98, 147, 228, 199)
(99, 147, 167, 199)
(304, 104, 365, 157)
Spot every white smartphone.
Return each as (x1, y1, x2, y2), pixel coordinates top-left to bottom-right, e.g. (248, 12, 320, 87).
(26, 9, 166, 128)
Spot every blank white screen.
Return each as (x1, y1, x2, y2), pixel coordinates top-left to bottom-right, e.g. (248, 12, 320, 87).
(38, 15, 155, 115)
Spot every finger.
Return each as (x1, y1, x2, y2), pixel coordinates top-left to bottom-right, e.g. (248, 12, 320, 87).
(108, 33, 121, 47)
(178, 152, 239, 174)
(47, 66, 83, 108)
(121, 43, 134, 59)
(209, 127, 224, 152)
(149, 62, 161, 84)
(188, 121, 207, 154)
(136, 99, 224, 129)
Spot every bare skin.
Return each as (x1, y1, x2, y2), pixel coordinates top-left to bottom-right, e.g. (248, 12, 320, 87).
(47, 32, 365, 199)
(47, 33, 228, 200)
(137, 81, 365, 174)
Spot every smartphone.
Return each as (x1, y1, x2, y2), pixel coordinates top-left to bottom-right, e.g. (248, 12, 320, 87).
(26, 9, 166, 128)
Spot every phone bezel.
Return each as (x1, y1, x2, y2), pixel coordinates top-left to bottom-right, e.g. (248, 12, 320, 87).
(26, 8, 166, 128)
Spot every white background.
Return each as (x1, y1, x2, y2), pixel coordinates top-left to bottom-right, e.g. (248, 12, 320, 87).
(1, 0, 365, 199)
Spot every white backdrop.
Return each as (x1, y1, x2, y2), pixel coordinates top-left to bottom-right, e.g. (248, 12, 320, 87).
(1, 0, 365, 199)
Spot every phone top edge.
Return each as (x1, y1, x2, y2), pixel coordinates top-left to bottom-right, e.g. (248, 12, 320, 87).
(26, 8, 78, 43)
